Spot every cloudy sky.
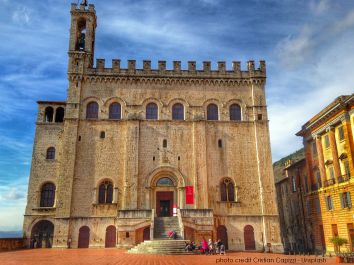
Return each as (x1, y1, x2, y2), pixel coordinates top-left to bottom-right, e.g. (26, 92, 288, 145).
(0, 0, 353, 232)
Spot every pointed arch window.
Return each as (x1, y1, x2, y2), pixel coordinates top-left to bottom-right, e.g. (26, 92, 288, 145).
(98, 181, 113, 204)
(172, 103, 184, 120)
(40, 183, 55, 207)
(109, 103, 121, 120)
(207, 104, 219, 120)
(220, 178, 235, 202)
(230, 104, 241, 121)
(86, 102, 99, 119)
(146, 103, 158, 120)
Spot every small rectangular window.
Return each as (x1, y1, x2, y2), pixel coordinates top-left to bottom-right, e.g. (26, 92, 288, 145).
(257, 114, 262, 120)
(218, 139, 223, 148)
(329, 167, 335, 179)
(338, 126, 345, 141)
(341, 192, 352, 209)
(324, 135, 330, 149)
(163, 139, 167, 148)
(326, 196, 333, 210)
(312, 142, 317, 156)
(291, 176, 296, 192)
(344, 160, 350, 176)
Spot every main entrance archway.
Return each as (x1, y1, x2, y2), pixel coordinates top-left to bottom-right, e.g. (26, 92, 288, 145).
(145, 167, 185, 216)
(31, 220, 54, 248)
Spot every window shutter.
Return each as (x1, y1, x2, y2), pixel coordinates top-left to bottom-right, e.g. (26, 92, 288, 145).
(330, 197, 333, 210)
(347, 192, 352, 208)
(340, 193, 344, 208)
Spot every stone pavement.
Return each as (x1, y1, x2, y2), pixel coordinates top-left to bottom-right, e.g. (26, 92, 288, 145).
(0, 249, 336, 265)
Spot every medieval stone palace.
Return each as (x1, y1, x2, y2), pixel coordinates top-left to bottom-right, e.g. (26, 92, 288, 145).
(23, 1, 283, 252)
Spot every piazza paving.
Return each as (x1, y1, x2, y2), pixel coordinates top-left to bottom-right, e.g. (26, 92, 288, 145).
(0, 249, 336, 265)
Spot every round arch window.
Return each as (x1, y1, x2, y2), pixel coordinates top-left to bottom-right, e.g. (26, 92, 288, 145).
(156, 177, 174, 186)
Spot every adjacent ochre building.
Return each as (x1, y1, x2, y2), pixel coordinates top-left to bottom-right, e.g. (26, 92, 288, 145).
(23, 1, 283, 252)
(297, 94, 354, 254)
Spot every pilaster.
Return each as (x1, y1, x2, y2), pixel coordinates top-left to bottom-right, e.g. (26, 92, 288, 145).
(315, 135, 326, 183)
(327, 126, 341, 178)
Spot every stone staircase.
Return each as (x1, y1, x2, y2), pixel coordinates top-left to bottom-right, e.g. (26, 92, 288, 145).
(127, 239, 189, 255)
(128, 216, 187, 254)
(153, 217, 182, 239)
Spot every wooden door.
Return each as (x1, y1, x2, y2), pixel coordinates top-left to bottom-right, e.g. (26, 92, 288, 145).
(78, 226, 90, 248)
(244, 225, 256, 250)
(105, 225, 116, 248)
(217, 225, 228, 250)
(143, 227, 150, 241)
(319, 225, 326, 252)
(156, 191, 173, 217)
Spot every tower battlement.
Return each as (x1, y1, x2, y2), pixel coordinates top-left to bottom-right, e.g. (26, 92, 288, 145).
(71, 2, 95, 13)
(80, 59, 266, 78)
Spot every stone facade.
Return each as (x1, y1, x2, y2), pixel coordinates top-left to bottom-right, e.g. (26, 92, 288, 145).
(275, 158, 314, 254)
(297, 94, 354, 254)
(23, 1, 283, 252)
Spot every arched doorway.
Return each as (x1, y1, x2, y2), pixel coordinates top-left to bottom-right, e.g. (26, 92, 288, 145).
(78, 226, 90, 248)
(244, 225, 256, 250)
(105, 225, 116, 248)
(31, 220, 54, 248)
(155, 177, 175, 217)
(143, 226, 150, 241)
(217, 225, 228, 250)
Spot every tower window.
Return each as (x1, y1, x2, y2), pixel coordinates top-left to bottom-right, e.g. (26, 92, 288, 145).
(44, 107, 54, 122)
(46, 147, 56, 160)
(98, 180, 113, 204)
(172, 103, 184, 120)
(86, 102, 99, 119)
(109, 103, 121, 120)
(163, 139, 167, 148)
(100, 131, 105, 139)
(207, 104, 219, 121)
(230, 104, 241, 121)
(40, 183, 55, 207)
(218, 139, 223, 148)
(220, 178, 235, 202)
(257, 114, 263, 120)
(76, 19, 86, 51)
(55, 107, 65, 123)
(146, 103, 158, 120)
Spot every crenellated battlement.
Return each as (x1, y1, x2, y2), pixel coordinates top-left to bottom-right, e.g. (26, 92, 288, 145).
(71, 2, 95, 13)
(81, 59, 266, 78)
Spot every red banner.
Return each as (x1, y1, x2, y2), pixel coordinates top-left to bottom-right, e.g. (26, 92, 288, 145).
(185, 186, 194, 204)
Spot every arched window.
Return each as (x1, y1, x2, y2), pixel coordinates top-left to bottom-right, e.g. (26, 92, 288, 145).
(40, 183, 55, 207)
(220, 178, 235, 202)
(172, 103, 184, 120)
(44, 107, 54, 122)
(76, 19, 86, 51)
(55, 107, 65, 123)
(230, 104, 241, 121)
(86, 102, 99, 119)
(46, 147, 55, 160)
(157, 177, 174, 186)
(109, 103, 121, 120)
(207, 104, 218, 120)
(146, 103, 158, 120)
(98, 181, 113, 204)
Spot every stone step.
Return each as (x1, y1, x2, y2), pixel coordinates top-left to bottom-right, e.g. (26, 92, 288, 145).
(128, 239, 190, 255)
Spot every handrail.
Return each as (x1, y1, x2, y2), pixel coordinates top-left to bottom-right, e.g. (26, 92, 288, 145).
(177, 208, 184, 240)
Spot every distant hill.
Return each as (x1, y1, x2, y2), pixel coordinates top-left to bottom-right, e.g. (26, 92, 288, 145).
(0, 231, 23, 238)
(273, 148, 305, 183)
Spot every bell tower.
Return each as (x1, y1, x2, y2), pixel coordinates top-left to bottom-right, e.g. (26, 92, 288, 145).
(68, 1, 97, 72)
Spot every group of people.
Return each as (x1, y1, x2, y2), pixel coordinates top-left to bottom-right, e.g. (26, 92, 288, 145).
(185, 238, 225, 255)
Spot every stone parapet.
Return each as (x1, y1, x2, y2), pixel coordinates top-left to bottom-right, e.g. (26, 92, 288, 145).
(71, 60, 266, 79)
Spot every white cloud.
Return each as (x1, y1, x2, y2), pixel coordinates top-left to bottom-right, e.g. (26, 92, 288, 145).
(12, 6, 31, 24)
(0, 187, 25, 201)
(310, 0, 330, 15)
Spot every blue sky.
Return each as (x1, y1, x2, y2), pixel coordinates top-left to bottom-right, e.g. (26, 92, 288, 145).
(0, 0, 353, 232)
